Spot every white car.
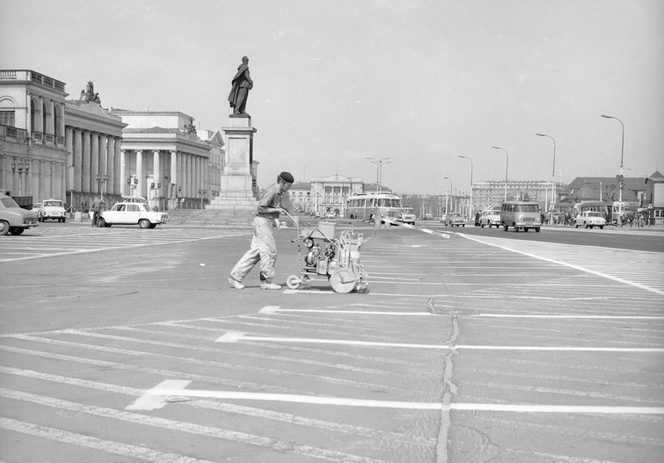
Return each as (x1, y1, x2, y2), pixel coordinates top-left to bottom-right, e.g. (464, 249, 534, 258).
(479, 209, 501, 228)
(396, 208, 416, 225)
(37, 198, 66, 222)
(574, 211, 606, 229)
(100, 201, 169, 229)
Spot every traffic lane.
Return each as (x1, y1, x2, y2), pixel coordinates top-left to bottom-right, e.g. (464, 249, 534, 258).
(428, 222, 664, 253)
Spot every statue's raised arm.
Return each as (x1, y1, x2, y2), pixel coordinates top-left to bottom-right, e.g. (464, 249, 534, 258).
(228, 56, 253, 115)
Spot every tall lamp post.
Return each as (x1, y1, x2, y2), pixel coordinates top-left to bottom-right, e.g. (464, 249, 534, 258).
(444, 176, 453, 214)
(491, 146, 509, 201)
(458, 155, 473, 219)
(366, 157, 391, 192)
(601, 114, 625, 226)
(535, 133, 556, 215)
(95, 174, 108, 199)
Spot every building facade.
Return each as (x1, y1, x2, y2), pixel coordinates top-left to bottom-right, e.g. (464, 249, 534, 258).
(472, 180, 565, 213)
(0, 70, 71, 204)
(310, 174, 364, 216)
(109, 110, 216, 210)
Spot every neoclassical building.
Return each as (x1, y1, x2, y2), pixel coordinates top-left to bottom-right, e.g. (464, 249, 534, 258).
(0, 70, 70, 204)
(109, 110, 218, 210)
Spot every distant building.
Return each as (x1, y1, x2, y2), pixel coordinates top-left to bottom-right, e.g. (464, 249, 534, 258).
(310, 174, 364, 216)
(288, 181, 311, 212)
(109, 109, 214, 210)
(472, 180, 564, 213)
(645, 171, 664, 225)
(558, 176, 646, 205)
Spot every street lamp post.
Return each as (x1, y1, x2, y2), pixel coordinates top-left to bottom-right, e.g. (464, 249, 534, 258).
(95, 174, 108, 199)
(458, 155, 473, 219)
(444, 176, 453, 215)
(601, 114, 625, 226)
(491, 146, 509, 201)
(366, 157, 391, 192)
(535, 133, 556, 215)
(11, 161, 30, 196)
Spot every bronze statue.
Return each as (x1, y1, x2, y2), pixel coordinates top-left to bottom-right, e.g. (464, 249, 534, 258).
(228, 56, 253, 115)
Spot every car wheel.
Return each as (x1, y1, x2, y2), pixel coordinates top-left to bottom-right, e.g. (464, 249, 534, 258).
(462, 224, 465, 227)
(98, 217, 107, 227)
(575, 224, 579, 228)
(590, 225, 594, 229)
(480, 223, 485, 228)
(503, 224, 508, 231)
(535, 227, 540, 232)
(139, 219, 151, 229)
(514, 225, 519, 232)
(9, 227, 24, 235)
(524, 227, 529, 232)
(599, 225, 604, 229)
(0, 220, 9, 236)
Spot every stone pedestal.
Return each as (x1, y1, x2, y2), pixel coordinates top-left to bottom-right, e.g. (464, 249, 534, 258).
(207, 115, 259, 217)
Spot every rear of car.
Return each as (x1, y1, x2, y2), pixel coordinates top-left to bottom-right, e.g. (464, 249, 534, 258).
(444, 214, 465, 227)
(479, 209, 501, 228)
(575, 211, 606, 229)
(39, 199, 66, 222)
(397, 208, 416, 225)
(500, 201, 541, 232)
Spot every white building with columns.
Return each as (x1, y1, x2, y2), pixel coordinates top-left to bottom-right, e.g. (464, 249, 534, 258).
(109, 110, 213, 210)
(0, 70, 70, 204)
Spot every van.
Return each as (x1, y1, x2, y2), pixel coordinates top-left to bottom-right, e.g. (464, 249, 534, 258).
(500, 201, 541, 232)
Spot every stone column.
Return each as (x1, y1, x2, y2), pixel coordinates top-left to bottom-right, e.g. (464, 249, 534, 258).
(136, 150, 143, 199)
(120, 148, 126, 197)
(91, 132, 99, 193)
(114, 137, 121, 196)
(65, 127, 74, 193)
(74, 129, 82, 193)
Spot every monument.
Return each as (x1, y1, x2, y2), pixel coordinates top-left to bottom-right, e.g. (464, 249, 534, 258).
(206, 57, 259, 220)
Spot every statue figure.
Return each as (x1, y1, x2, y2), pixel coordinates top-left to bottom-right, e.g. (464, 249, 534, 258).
(83, 81, 101, 104)
(228, 56, 253, 115)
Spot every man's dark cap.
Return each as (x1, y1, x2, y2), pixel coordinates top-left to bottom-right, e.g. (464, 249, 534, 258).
(279, 172, 294, 183)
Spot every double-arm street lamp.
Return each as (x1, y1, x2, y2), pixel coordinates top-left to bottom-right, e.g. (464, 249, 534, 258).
(11, 161, 30, 195)
(96, 174, 108, 199)
(601, 114, 625, 225)
(491, 146, 509, 201)
(458, 155, 473, 219)
(444, 176, 453, 214)
(535, 133, 556, 214)
(366, 157, 391, 192)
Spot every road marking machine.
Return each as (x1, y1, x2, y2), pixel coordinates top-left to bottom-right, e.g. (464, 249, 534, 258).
(284, 215, 369, 294)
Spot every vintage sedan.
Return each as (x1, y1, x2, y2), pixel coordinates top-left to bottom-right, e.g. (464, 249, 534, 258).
(99, 201, 169, 229)
(396, 207, 416, 225)
(442, 213, 466, 227)
(574, 211, 606, 229)
(38, 198, 67, 222)
(0, 192, 39, 235)
(479, 209, 501, 228)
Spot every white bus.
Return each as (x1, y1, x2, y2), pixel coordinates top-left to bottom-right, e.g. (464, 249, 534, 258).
(345, 192, 404, 224)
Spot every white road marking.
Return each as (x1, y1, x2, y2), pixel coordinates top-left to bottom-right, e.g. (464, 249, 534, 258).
(126, 380, 191, 411)
(450, 404, 664, 414)
(474, 314, 664, 319)
(461, 234, 664, 295)
(216, 331, 664, 352)
(258, 308, 434, 316)
(0, 416, 216, 463)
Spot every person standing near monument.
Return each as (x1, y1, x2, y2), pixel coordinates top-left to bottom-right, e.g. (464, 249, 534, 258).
(228, 56, 253, 115)
(228, 172, 294, 290)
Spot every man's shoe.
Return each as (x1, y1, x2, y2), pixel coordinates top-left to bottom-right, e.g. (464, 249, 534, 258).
(228, 276, 245, 290)
(260, 282, 282, 290)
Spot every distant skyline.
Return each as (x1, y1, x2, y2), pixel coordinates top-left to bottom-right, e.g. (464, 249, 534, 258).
(1, 0, 662, 195)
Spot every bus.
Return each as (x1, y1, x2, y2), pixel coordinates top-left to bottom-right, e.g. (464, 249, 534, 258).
(345, 192, 404, 224)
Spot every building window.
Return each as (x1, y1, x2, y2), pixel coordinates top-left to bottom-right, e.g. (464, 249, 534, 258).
(0, 110, 15, 126)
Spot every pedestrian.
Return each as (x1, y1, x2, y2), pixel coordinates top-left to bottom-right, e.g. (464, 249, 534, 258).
(228, 172, 294, 290)
(89, 194, 105, 227)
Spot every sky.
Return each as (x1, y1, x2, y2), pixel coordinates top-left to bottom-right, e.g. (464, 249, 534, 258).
(1, 0, 663, 195)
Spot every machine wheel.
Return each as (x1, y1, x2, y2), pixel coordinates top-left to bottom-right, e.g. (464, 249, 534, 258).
(330, 268, 356, 294)
(0, 220, 9, 236)
(139, 219, 151, 229)
(9, 227, 24, 235)
(286, 275, 302, 290)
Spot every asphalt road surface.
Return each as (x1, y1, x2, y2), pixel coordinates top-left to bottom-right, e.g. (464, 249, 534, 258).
(1, 221, 663, 462)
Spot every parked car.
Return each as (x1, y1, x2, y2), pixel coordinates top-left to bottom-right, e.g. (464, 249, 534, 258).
(574, 211, 606, 229)
(99, 201, 169, 229)
(396, 207, 416, 225)
(0, 191, 39, 235)
(422, 213, 434, 220)
(479, 209, 501, 228)
(442, 213, 465, 227)
(37, 198, 67, 222)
